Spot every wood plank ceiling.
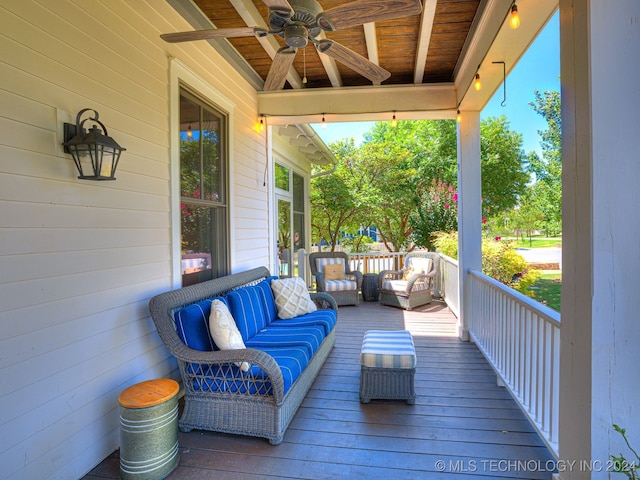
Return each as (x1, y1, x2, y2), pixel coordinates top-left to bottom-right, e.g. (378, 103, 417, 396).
(185, 0, 481, 91)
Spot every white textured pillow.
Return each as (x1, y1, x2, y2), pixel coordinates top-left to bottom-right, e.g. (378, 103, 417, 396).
(208, 300, 250, 372)
(271, 277, 317, 319)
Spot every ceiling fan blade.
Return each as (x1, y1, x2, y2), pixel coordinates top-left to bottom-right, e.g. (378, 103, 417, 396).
(160, 27, 256, 43)
(264, 47, 297, 91)
(262, 0, 293, 17)
(316, 40, 391, 84)
(317, 0, 423, 31)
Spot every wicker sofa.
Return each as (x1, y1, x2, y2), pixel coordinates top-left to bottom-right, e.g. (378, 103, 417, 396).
(148, 267, 337, 445)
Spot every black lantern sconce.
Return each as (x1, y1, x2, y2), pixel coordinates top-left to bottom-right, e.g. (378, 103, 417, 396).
(62, 108, 126, 180)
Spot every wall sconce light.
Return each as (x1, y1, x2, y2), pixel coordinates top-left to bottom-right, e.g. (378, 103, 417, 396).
(62, 108, 125, 181)
(391, 111, 398, 128)
(474, 73, 482, 91)
(509, 4, 521, 30)
(255, 115, 265, 133)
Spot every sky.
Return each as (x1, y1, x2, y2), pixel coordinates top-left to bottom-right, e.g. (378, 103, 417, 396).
(313, 11, 560, 157)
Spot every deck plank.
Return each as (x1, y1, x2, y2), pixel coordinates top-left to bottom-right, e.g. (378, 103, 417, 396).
(83, 299, 555, 479)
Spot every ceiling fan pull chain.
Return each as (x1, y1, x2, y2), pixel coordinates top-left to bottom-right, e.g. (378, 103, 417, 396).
(303, 47, 308, 84)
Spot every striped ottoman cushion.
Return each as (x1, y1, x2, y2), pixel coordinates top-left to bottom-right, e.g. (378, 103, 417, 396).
(360, 330, 416, 369)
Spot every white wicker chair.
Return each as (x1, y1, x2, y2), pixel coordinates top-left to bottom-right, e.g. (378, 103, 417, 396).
(378, 252, 438, 310)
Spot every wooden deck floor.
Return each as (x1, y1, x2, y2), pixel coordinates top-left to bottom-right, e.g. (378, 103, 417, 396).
(84, 300, 555, 479)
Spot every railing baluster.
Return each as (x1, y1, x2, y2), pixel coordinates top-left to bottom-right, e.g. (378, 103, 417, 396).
(467, 269, 560, 458)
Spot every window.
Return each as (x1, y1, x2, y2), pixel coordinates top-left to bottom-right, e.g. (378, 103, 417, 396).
(179, 89, 229, 286)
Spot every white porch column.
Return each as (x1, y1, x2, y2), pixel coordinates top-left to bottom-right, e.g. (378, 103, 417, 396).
(558, 0, 640, 478)
(456, 111, 482, 341)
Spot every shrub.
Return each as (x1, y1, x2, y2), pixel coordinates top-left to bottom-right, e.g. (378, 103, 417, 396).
(433, 232, 541, 298)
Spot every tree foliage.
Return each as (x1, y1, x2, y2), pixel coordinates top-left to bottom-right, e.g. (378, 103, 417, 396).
(311, 118, 530, 251)
(527, 90, 562, 235)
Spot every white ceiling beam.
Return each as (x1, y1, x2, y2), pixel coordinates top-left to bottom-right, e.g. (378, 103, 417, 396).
(259, 83, 457, 124)
(414, 0, 438, 84)
(363, 22, 381, 86)
(230, 0, 303, 89)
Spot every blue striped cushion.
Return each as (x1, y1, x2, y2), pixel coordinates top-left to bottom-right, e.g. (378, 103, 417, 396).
(360, 330, 416, 369)
(173, 297, 229, 351)
(227, 287, 269, 342)
(270, 309, 337, 336)
(190, 345, 309, 395)
(324, 279, 358, 292)
(245, 325, 325, 359)
(255, 276, 279, 324)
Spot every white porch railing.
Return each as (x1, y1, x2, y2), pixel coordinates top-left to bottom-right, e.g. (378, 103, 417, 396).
(468, 269, 560, 458)
(348, 252, 405, 274)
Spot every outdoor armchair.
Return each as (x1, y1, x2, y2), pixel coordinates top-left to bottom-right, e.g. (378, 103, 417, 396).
(309, 251, 363, 306)
(378, 251, 438, 310)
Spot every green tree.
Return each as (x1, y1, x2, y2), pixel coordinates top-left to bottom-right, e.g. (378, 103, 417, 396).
(310, 140, 361, 251)
(509, 185, 547, 245)
(528, 90, 562, 235)
(368, 118, 529, 215)
(311, 118, 530, 252)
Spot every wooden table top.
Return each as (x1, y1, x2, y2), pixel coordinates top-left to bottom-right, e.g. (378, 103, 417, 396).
(118, 378, 179, 409)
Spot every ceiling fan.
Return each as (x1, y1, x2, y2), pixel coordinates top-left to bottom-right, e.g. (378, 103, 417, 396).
(161, 0, 423, 90)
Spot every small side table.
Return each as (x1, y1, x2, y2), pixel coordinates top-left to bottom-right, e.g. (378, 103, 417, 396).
(119, 378, 180, 480)
(362, 273, 379, 302)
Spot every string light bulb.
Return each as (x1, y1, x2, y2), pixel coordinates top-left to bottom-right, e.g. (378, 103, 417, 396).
(509, 4, 520, 29)
(474, 73, 482, 91)
(456, 110, 462, 123)
(391, 112, 397, 128)
(321, 113, 326, 129)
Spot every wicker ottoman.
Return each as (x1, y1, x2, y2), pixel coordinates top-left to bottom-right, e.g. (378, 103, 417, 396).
(119, 378, 180, 480)
(360, 330, 416, 404)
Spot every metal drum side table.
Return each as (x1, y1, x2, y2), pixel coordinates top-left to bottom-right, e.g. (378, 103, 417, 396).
(119, 378, 180, 480)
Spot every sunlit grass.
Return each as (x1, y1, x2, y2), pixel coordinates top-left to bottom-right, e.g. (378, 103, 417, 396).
(531, 271, 561, 312)
(513, 236, 562, 248)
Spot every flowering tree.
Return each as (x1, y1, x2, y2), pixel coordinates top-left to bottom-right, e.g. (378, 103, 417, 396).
(410, 178, 458, 250)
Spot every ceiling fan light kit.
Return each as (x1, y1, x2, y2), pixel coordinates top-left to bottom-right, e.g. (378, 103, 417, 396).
(161, 0, 423, 91)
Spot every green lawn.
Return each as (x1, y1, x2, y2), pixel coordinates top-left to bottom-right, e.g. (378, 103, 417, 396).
(513, 236, 562, 248)
(531, 272, 561, 312)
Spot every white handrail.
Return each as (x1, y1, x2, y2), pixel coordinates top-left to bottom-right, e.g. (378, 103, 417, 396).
(468, 269, 560, 458)
(348, 252, 405, 274)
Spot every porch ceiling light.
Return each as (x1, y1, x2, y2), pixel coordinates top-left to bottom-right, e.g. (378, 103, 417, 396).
(62, 108, 126, 181)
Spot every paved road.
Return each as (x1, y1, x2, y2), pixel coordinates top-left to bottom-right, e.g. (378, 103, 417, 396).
(514, 247, 562, 265)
